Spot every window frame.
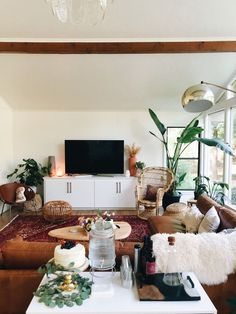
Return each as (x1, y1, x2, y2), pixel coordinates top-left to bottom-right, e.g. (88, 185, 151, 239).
(202, 100, 236, 206)
(167, 126, 200, 191)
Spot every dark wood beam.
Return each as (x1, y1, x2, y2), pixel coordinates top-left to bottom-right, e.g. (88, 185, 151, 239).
(0, 41, 236, 54)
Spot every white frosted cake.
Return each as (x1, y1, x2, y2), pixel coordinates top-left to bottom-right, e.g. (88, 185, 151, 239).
(54, 242, 86, 269)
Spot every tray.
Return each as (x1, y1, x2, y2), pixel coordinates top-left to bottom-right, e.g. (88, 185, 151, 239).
(135, 273, 201, 302)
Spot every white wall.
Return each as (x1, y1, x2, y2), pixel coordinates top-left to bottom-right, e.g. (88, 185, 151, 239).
(12, 110, 195, 175)
(0, 99, 13, 184)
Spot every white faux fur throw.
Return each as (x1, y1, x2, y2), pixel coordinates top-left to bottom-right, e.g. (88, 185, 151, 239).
(151, 232, 236, 285)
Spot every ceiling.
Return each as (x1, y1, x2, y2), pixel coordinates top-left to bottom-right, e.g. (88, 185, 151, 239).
(0, 0, 236, 111)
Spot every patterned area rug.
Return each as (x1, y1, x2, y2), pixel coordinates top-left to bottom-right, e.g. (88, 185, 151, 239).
(0, 214, 150, 247)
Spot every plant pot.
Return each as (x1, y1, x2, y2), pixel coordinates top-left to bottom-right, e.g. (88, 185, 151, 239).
(129, 156, 137, 177)
(162, 192, 182, 210)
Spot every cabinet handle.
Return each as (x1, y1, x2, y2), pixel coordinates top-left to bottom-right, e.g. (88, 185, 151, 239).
(119, 182, 121, 193)
(116, 182, 118, 194)
(66, 182, 69, 193)
(70, 182, 72, 193)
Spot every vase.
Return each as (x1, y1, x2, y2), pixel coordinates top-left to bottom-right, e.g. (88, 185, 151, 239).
(48, 156, 56, 177)
(129, 156, 137, 176)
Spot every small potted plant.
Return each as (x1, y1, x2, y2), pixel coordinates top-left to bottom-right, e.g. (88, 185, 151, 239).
(193, 175, 209, 200)
(7, 158, 49, 191)
(135, 161, 146, 177)
(193, 175, 229, 205)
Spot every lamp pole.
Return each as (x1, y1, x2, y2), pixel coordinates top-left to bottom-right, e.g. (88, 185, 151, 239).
(200, 81, 236, 94)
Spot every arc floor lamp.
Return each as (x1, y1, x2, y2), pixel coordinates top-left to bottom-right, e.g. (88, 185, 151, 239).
(182, 81, 236, 113)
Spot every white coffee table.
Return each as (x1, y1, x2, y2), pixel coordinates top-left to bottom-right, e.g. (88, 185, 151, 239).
(26, 272, 216, 314)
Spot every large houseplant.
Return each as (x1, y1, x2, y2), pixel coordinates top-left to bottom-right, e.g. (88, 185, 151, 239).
(7, 158, 49, 189)
(148, 108, 234, 206)
(193, 175, 229, 205)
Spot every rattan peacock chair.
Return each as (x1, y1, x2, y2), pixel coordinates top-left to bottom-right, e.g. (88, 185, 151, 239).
(136, 167, 174, 220)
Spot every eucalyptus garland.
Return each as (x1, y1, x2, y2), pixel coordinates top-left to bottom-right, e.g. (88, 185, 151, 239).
(34, 273, 93, 308)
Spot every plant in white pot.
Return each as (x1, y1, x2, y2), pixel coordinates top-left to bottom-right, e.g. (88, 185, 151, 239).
(148, 108, 235, 208)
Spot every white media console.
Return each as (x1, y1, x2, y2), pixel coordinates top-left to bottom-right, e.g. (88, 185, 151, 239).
(43, 176, 137, 209)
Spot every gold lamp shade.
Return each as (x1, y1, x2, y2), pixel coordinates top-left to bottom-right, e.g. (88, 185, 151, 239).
(182, 83, 214, 113)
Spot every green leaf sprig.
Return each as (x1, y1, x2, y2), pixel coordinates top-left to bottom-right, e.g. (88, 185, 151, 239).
(34, 273, 93, 308)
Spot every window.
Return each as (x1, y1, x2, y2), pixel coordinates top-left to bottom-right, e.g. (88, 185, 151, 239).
(208, 110, 225, 182)
(231, 107, 236, 204)
(204, 104, 236, 206)
(167, 127, 199, 190)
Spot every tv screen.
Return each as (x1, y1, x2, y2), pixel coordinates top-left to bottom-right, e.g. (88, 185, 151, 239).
(65, 140, 124, 175)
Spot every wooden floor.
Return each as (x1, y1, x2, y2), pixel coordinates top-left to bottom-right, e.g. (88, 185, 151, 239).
(0, 208, 138, 230)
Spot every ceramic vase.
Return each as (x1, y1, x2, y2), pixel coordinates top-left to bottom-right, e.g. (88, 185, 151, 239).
(48, 156, 56, 177)
(129, 156, 137, 176)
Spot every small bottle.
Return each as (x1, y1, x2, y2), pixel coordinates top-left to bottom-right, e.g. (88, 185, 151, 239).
(163, 236, 182, 286)
(145, 239, 156, 275)
(140, 235, 150, 275)
(134, 243, 141, 273)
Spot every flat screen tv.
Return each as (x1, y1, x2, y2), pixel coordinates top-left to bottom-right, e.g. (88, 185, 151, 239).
(65, 140, 124, 175)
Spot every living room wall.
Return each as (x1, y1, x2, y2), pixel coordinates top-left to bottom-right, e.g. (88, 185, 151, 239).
(0, 100, 13, 184)
(11, 110, 195, 175)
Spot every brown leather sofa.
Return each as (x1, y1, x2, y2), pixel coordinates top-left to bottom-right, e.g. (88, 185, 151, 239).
(148, 194, 236, 314)
(0, 194, 235, 314)
(0, 237, 137, 314)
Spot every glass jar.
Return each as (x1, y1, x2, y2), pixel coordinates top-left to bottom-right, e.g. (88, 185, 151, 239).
(89, 223, 116, 270)
(163, 236, 182, 286)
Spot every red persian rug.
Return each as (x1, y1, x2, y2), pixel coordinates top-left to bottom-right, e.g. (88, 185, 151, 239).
(0, 215, 150, 247)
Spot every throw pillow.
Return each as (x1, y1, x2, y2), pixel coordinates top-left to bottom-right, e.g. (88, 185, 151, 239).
(183, 205, 204, 233)
(198, 206, 220, 233)
(144, 185, 157, 202)
(15, 186, 26, 203)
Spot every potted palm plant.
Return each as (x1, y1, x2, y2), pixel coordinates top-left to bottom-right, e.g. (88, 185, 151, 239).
(148, 108, 234, 208)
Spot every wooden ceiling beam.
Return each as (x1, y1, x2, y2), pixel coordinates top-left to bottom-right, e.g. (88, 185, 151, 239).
(0, 41, 236, 54)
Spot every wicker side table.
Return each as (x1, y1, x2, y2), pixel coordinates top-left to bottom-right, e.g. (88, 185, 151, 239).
(162, 202, 189, 222)
(42, 200, 73, 222)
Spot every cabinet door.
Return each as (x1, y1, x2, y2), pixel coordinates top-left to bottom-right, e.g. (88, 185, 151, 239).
(44, 178, 94, 207)
(44, 179, 73, 203)
(94, 180, 118, 207)
(117, 179, 136, 207)
(70, 180, 94, 207)
(94, 178, 136, 208)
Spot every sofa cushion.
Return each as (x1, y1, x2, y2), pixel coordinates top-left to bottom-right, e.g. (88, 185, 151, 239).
(196, 194, 221, 215)
(0, 269, 43, 314)
(1, 239, 57, 269)
(218, 207, 236, 231)
(198, 206, 220, 233)
(148, 216, 181, 234)
(1, 237, 138, 270)
(183, 206, 204, 233)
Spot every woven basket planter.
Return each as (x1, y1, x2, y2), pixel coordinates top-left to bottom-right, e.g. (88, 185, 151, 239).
(42, 200, 73, 222)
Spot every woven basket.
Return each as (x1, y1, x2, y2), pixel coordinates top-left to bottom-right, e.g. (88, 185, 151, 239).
(42, 200, 73, 222)
(162, 202, 188, 222)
